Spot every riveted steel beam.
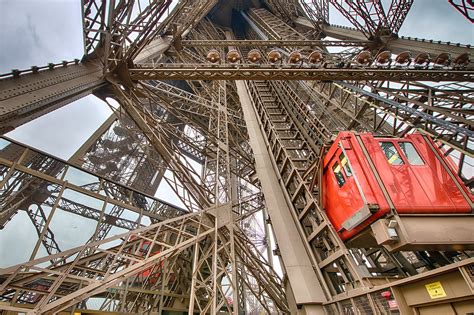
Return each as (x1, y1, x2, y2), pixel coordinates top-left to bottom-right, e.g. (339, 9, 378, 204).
(0, 61, 104, 134)
(129, 65, 474, 82)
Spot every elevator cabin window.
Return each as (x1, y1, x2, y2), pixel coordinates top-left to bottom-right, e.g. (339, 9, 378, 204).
(332, 152, 352, 187)
(399, 142, 424, 165)
(332, 163, 346, 187)
(340, 152, 353, 177)
(379, 142, 404, 165)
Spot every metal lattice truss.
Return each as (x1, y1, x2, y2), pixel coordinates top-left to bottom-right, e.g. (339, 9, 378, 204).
(328, 0, 414, 38)
(0, 209, 287, 314)
(129, 64, 473, 81)
(449, 0, 474, 23)
(0, 0, 473, 314)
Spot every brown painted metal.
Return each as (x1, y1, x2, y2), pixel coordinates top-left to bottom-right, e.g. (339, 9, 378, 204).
(0, 1, 473, 314)
(129, 65, 474, 81)
(0, 60, 104, 134)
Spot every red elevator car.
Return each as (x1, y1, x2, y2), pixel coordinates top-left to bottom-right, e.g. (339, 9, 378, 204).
(322, 132, 473, 241)
(128, 236, 163, 283)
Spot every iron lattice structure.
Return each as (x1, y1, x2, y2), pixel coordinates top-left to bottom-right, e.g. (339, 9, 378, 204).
(0, 0, 473, 314)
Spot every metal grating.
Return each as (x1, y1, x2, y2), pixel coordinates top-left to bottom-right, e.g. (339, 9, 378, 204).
(467, 263, 474, 282)
(371, 289, 400, 314)
(354, 294, 374, 315)
(340, 299, 356, 315)
(324, 304, 339, 315)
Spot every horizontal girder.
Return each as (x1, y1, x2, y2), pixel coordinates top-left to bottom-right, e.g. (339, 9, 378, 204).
(130, 65, 474, 81)
(0, 61, 104, 133)
(179, 39, 372, 48)
(323, 24, 473, 56)
(0, 136, 187, 225)
(2, 1, 474, 314)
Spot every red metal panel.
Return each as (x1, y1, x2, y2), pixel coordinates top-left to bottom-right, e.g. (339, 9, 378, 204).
(323, 145, 365, 232)
(405, 134, 472, 211)
(362, 134, 431, 213)
(128, 238, 163, 283)
(360, 133, 409, 211)
(361, 133, 471, 214)
(323, 132, 391, 240)
(338, 133, 391, 240)
(423, 135, 474, 203)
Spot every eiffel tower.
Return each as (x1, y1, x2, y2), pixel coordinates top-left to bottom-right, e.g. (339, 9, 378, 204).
(0, 0, 473, 314)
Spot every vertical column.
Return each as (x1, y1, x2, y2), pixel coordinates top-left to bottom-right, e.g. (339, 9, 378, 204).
(236, 80, 326, 313)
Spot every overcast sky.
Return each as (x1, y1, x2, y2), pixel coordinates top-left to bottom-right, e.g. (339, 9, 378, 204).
(1, 0, 472, 159)
(0, 0, 473, 266)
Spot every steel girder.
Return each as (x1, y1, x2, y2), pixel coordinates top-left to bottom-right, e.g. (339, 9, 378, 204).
(180, 39, 371, 47)
(0, 195, 286, 314)
(326, 0, 412, 37)
(0, 60, 104, 134)
(237, 5, 474, 305)
(328, 0, 388, 38)
(0, 138, 187, 228)
(82, 0, 174, 70)
(300, 0, 329, 31)
(385, 0, 414, 34)
(0, 212, 214, 314)
(1, 0, 474, 314)
(129, 65, 474, 81)
(449, 0, 474, 23)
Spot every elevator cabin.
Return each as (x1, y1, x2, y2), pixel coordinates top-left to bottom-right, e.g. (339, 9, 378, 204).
(322, 132, 474, 251)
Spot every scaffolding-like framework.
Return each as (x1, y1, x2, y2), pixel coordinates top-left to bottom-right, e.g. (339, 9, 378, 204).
(0, 0, 473, 314)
